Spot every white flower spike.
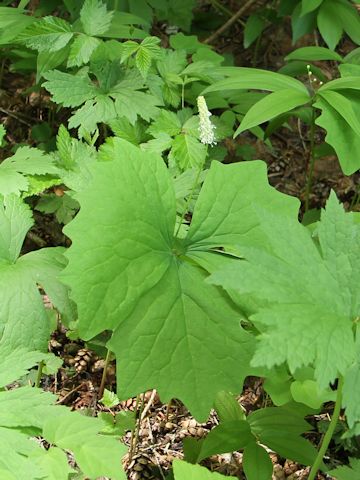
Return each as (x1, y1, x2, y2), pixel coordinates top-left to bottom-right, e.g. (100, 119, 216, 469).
(197, 95, 216, 146)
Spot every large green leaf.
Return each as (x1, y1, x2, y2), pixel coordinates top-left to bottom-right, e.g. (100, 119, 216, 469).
(314, 94, 360, 174)
(235, 89, 310, 136)
(301, 0, 324, 15)
(242, 442, 273, 480)
(63, 139, 297, 420)
(203, 67, 309, 95)
(285, 46, 343, 62)
(209, 193, 358, 399)
(317, 0, 343, 49)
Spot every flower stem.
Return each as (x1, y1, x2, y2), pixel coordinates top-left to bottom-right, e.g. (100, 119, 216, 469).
(305, 106, 316, 212)
(308, 376, 343, 480)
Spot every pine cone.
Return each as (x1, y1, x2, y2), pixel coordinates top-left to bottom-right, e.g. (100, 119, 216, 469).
(127, 454, 157, 480)
(73, 348, 93, 373)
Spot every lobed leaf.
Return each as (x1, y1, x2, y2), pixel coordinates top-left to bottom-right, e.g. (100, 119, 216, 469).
(43, 69, 99, 107)
(63, 139, 299, 419)
(209, 192, 359, 396)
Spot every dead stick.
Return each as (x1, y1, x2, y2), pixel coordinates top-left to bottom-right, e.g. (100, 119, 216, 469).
(203, 0, 259, 45)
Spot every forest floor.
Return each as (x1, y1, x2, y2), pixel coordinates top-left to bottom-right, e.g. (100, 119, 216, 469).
(2, 1, 360, 479)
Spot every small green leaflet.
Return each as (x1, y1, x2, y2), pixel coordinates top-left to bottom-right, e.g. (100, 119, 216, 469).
(16, 16, 73, 52)
(301, 0, 324, 16)
(209, 192, 359, 401)
(63, 139, 298, 420)
(67, 34, 101, 68)
(112, 89, 161, 125)
(80, 0, 114, 37)
(243, 442, 273, 480)
(0, 196, 74, 351)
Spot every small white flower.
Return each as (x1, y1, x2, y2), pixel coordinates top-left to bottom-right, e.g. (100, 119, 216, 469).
(197, 95, 216, 146)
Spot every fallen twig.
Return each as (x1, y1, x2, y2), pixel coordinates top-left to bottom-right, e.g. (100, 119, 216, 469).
(204, 0, 259, 45)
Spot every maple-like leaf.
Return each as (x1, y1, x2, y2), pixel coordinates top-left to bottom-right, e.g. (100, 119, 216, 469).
(209, 192, 359, 396)
(62, 139, 297, 419)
